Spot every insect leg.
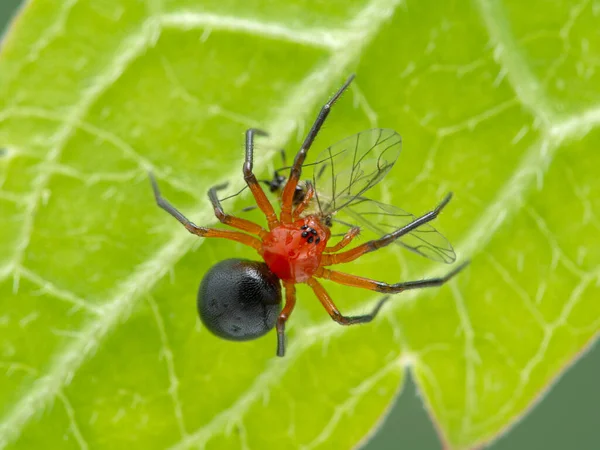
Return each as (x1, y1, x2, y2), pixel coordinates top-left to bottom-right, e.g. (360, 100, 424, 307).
(324, 227, 361, 253)
(315, 262, 468, 294)
(150, 174, 262, 250)
(258, 149, 289, 193)
(280, 75, 355, 222)
(278, 148, 288, 167)
(307, 277, 390, 325)
(244, 128, 280, 229)
(322, 193, 452, 265)
(276, 282, 297, 357)
(208, 182, 268, 238)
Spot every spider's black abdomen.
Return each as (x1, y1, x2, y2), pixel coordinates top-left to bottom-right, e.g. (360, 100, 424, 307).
(198, 259, 282, 341)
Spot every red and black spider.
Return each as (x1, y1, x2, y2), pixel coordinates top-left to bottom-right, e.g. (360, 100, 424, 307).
(150, 75, 467, 357)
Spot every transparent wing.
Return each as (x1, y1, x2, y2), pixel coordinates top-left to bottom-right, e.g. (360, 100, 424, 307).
(334, 196, 457, 264)
(307, 129, 402, 216)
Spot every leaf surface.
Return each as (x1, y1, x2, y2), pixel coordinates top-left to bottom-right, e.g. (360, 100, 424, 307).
(0, 0, 599, 449)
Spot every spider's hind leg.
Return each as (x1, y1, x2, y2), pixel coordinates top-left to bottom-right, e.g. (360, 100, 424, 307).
(276, 283, 298, 357)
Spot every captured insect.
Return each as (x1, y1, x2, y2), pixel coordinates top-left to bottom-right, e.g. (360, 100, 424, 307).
(150, 74, 468, 357)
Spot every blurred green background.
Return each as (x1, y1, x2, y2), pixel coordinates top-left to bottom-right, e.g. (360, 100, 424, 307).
(1, 1, 597, 449)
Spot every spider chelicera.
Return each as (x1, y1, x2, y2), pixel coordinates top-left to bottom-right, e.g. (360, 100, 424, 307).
(150, 74, 467, 357)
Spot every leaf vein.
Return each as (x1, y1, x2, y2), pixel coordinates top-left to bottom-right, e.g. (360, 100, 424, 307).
(159, 11, 344, 50)
(450, 283, 480, 439)
(58, 391, 89, 450)
(148, 296, 188, 438)
(476, 0, 555, 123)
(17, 267, 103, 315)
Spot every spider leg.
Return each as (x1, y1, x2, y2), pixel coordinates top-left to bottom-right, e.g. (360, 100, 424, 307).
(292, 181, 315, 219)
(322, 193, 452, 266)
(150, 174, 262, 250)
(280, 75, 355, 223)
(208, 182, 267, 238)
(324, 227, 361, 253)
(244, 128, 279, 229)
(315, 261, 469, 294)
(276, 282, 297, 357)
(307, 277, 390, 325)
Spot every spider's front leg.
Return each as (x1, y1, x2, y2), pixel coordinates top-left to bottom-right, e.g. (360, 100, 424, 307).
(322, 193, 453, 266)
(150, 174, 262, 251)
(207, 182, 267, 238)
(315, 262, 469, 294)
(324, 227, 361, 253)
(292, 181, 315, 219)
(280, 75, 355, 223)
(243, 128, 279, 229)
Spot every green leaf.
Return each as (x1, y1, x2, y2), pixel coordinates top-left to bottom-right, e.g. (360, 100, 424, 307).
(0, 0, 598, 449)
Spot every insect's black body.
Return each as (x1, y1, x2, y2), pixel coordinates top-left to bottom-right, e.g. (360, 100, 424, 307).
(263, 172, 306, 206)
(197, 259, 282, 340)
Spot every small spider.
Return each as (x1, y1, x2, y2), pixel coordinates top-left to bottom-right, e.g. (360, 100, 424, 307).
(150, 74, 467, 357)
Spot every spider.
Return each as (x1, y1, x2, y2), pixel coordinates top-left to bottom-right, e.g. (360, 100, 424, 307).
(150, 74, 467, 357)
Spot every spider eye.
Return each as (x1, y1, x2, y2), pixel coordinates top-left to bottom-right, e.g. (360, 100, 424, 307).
(197, 259, 282, 341)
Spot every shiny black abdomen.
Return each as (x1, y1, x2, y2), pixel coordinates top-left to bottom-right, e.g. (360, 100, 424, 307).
(197, 259, 282, 341)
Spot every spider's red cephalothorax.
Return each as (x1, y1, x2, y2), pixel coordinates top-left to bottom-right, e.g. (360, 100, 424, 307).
(261, 216, 330, 283)
(151, 74, 468, 357)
